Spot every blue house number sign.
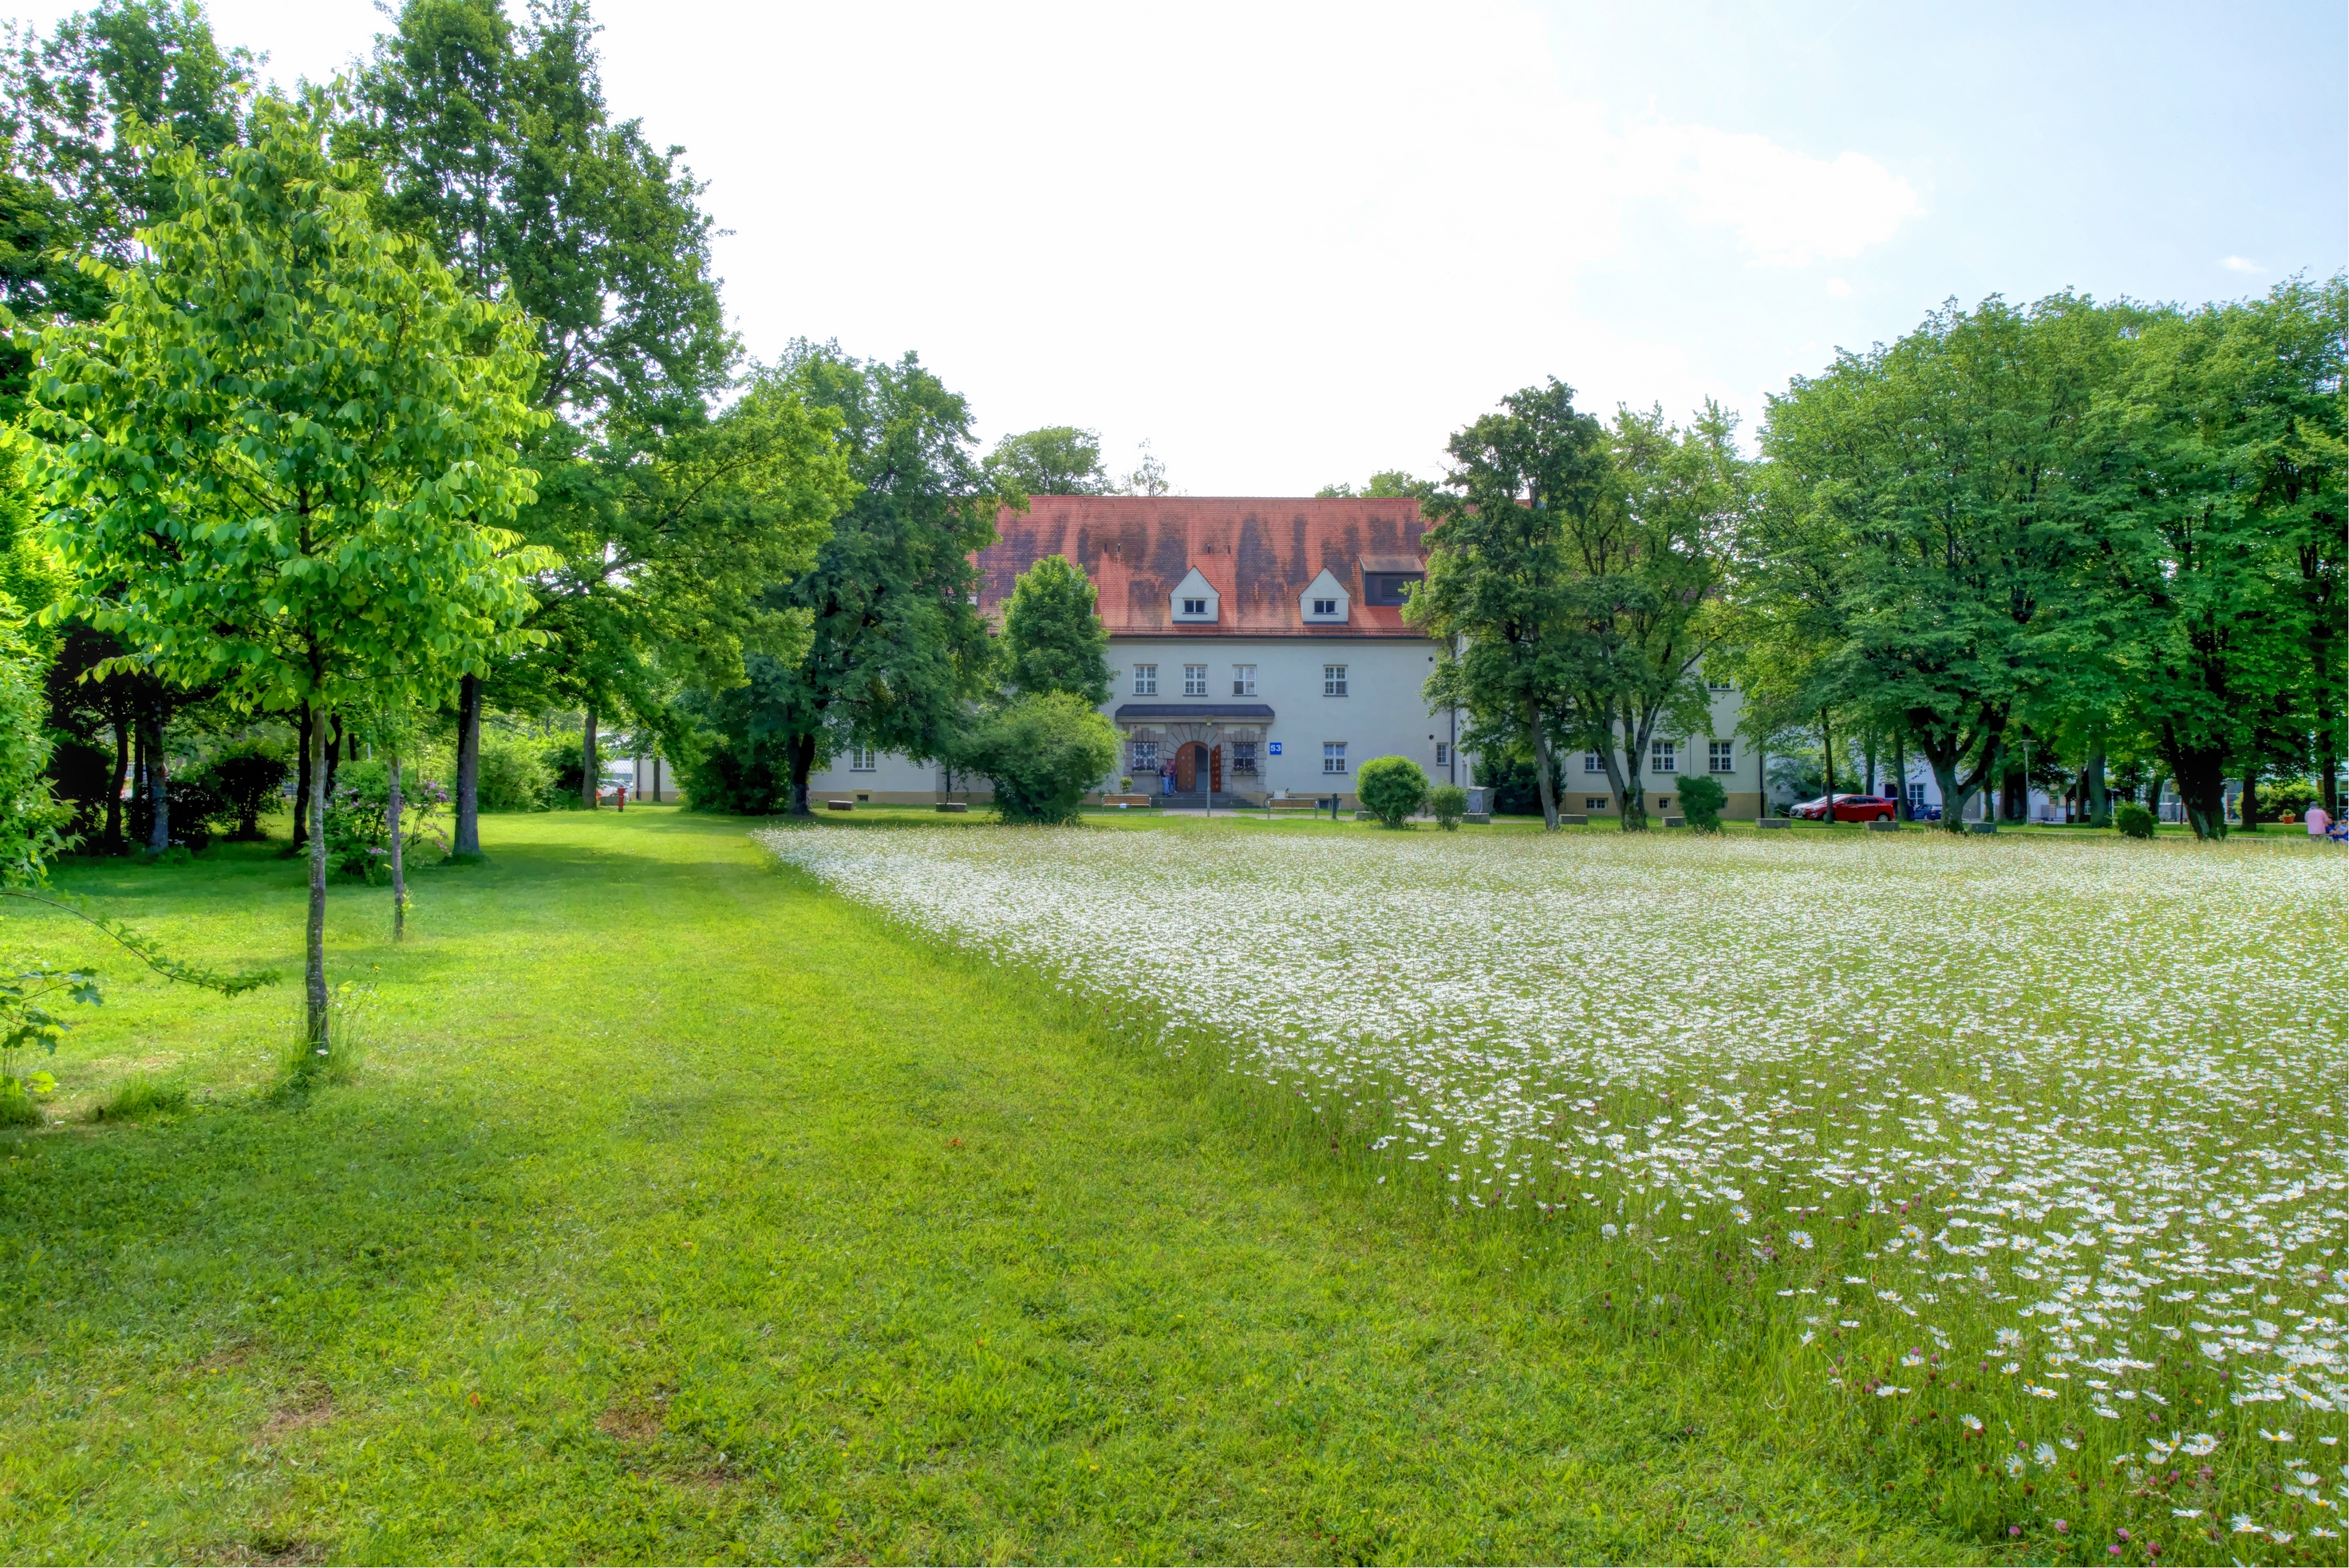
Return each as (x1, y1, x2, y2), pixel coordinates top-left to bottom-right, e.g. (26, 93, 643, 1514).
(1268, 741, 1282, 756)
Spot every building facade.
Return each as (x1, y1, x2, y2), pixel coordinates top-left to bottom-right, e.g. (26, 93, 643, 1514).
(798, 496, 1768, 817)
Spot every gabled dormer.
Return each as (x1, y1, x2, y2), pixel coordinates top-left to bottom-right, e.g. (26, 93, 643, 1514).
(1170, 566, 1219, 624)
(1300, 567, 1349, 625)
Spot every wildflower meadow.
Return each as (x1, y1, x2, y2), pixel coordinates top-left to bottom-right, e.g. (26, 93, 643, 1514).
(763, 823, 2347, 1564)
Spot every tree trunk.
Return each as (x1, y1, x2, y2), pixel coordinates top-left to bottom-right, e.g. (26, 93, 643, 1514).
(145, 695, 170, 853)
(452, 674, 483, 858)
(2162, 726, 2229, 840)
(105, 717, 127, 852)
(2145, 768, 2169, 823)
(1891, 727, 1908, 820)
(323, 713, 344, 804)
(582, 704, 598, 810)
(1526, 701, 1560, 831)
(305, 701, 330, 1051)
(789, 731, 817, 816)
(2323, 743, 2340, 821)
(1863, 729, 1879, 798)
(292, 708, 313, 848)
(2237, 768, 2261, 833)
(2086, 741, 2109, 827)
(1618, 703, 1659, 831)
(389, 747, 406, 942)
(1819, 709, 1834, 821)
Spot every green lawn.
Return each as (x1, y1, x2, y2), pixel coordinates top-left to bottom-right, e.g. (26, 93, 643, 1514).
(0, 808, 2004, 1564)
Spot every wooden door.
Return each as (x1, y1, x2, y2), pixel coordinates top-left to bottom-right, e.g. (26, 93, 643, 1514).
(1210, 745, 1222, 792)
(1175, 743, 1200, 792)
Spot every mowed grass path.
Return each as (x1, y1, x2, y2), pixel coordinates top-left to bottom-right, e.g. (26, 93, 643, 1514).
(1, 809, 1980, 1565)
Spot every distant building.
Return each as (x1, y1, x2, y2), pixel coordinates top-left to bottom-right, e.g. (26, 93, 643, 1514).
(791, 495, 1766, 816)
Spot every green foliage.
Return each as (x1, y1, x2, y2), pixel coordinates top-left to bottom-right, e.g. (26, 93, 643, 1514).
(0, 590, 65, 885)
(1428, 782, 1468, 830)
(999, 554, 1109, 705)
(1356, 755, 1430, 827)
(986, 426, 1110, 496)
(959, 692, 1120, 825)
(2114, 802, 2157, 839)
(30, 97, 546, 1043)
(127, 772, 226, 851)
(1316, 470, 1436, 500)
(324, 759, 450, 879)
(685, 342, 1003, 815)
(1411, 378, 1609, 830)
(476, 727, 554, 812)
(1676, 773, 1727, 832)
(186, 740, 290, 840)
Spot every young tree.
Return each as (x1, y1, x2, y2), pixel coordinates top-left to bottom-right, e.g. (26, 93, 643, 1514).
(957, 692, 1120, 825)
(1411, 379, 1610, 831)
(986, 426, 1109, 496)
(999, 554, 1109, 705)
(34, 98, 546, 1049)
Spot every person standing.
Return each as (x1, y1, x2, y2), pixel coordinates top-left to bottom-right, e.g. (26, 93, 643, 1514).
(2308, 802, 2332, 839)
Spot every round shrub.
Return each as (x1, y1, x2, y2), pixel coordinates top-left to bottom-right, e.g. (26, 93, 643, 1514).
(476, 729, 555, 812)
(189, 739, 291, 839)
(1676, 774, 1727, 833)
(1428, 783, 1468, 831)
(2114, 802, 2156, 839)
(1356, 755, 1430, 827)
(961, 692, 1123, 825)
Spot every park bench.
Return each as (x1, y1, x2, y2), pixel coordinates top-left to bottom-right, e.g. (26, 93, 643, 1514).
(935, 801, 968, 812)
(1756, 818, 1790, 830)
(827, 799, 854, 812)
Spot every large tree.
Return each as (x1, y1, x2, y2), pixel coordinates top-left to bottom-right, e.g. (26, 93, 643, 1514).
(1410, 379, 1610, 831)
(2102, 277, 2347, 839)
(1561, 403, 1743, 831)
(684, 344, 1004, 816)
(1749, 294, 2121, 831)
(34, 98, 545, 1047)
(350, 0, 748, 843)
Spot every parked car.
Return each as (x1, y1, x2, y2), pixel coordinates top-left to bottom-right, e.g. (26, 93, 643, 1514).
(1790, 792, 1901, 823)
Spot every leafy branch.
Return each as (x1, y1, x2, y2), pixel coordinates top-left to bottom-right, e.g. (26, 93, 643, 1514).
(0, 887, 281, 997)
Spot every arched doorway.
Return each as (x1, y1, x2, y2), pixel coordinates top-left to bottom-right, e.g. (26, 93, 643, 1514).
(1174, 741, 1223, 792)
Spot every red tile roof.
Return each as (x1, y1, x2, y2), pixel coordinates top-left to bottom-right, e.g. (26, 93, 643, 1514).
(978, 496, 1431, 637)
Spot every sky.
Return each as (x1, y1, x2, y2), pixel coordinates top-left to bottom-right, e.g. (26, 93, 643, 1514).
(9, 0, 2345, 493)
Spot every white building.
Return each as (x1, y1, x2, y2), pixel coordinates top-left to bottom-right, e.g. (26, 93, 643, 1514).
(788, 496, 1767, 817)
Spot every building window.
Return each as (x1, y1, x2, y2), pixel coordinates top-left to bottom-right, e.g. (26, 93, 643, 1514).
(1181, 597, 1207, 616)
(1312, 597, 1338, 616)
(1183, 663, 1208, 697)
(1323, 742, 1347, 774)
(1652, 740, 1676, 774)
(1707, 673, 1735, 691)
(1133, 664, 1157, 696)
(848, 746, 877, 772)
(1232, 664, 1256, 696)
(1323, 663, 1348, 697)
(1708, 740, 1734, 773)
(1362, 572, 1423, 606)
(1131, 740, 1159, 772)
(1907, 781, 1926, 809)
(1586, 797, 1609, 811)
(1435, 741, 1451, 768)
(1584, 751, 1603, 773)
(1231, 741, 1258, 776)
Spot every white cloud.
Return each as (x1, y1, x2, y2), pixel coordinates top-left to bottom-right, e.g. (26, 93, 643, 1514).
(1621, 121, 1925, 267)
(1826, 277, 1854, 297)
(2220, 255, 2265, 272)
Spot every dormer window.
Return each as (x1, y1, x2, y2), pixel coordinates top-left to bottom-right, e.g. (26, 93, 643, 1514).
(1169, 567, 1218, 623)
(1300, 567, 1350, 623)
(1362, 572, 1423, 606)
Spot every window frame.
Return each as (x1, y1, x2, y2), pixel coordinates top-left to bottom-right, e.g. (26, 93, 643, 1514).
(1583, 750, 1604, 774)
(1311, 597, 1339, 617)
(1708, 739, 1735, 773)
(1132, 663, 1158, 697)
(1323, 663, 1348, 697)
(1130, 740, 1159, 772)
(1180, 596, 1208, 617)
(1651, 739, 1677, 775)
(848, 745, 878, 772)
(1322, 742, 1348, 775)
(1232, 664, 1257, 697)
(1182, 662, 1208, 697)
(1435, 741, 1451, 768)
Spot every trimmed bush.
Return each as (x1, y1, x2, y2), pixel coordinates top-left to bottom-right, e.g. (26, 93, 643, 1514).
(1428, 783, 1468, 830)
(2114, 802, 2156, 839)
(961, 692, 1123, 825)
(188, 740, 291, 839)
(475, 729, 555, 812)
(1357, 756, 1430, 827)
(1677, 774, 1727, 833)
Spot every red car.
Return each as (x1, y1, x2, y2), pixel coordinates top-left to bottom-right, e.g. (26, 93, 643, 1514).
(1790, 792, 1900, 823)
